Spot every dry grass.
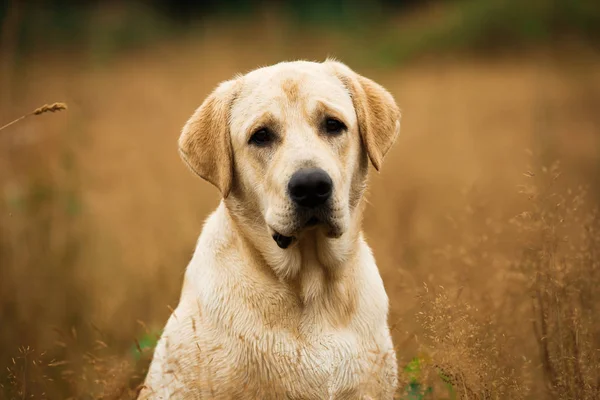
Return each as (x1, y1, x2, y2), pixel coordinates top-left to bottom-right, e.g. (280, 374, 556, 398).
(0, 103, 67, 132)
(395, 162, 600, 400)
(516, 164, 600, 399)
(1, 15, 600, 399)
(410, 286, 530, 399)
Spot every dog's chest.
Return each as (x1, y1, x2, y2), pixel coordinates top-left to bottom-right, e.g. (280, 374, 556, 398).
(231, 325, 383, 399)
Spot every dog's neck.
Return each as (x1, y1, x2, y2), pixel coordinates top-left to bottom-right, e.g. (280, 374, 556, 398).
(222, 198, 365, 309)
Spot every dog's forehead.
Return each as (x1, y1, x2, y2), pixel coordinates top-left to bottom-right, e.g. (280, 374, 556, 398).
(230, 62, 355, 131)
(242, 61, 345, 94)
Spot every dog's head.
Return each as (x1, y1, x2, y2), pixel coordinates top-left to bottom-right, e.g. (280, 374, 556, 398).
(179, 60, 400, 249)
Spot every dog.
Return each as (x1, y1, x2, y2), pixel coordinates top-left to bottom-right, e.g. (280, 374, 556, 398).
(138, 60, 401, 399)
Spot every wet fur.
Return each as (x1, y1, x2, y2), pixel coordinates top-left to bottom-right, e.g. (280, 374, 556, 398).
(139, 60, 401, 399)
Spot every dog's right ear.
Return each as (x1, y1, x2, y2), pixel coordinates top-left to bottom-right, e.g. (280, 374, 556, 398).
(178, 79, 239, 198)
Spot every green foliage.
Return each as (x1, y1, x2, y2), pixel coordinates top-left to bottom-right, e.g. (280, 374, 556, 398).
(5, 0, 600, 66)
(400, 357, 456, 400)
(375, 0, 600, 65)
(131, 330, 162, 360)
(13, 2, 171, 63)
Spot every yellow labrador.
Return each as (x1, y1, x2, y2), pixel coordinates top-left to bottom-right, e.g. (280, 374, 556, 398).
(139, 60, 400, 399)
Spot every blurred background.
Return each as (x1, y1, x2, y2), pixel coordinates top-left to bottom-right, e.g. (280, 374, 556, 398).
(1, 0, 600, 399)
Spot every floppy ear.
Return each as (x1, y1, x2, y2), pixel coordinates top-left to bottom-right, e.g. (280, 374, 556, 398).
(326, 61, 401, 171)
(178, 80, 239, 197)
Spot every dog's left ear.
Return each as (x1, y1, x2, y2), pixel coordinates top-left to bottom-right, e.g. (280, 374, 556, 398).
(178, 79, 239, 197)
(326, 61, 401, 171)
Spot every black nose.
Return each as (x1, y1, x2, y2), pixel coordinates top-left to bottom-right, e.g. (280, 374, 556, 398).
(288, 168, 333, 208)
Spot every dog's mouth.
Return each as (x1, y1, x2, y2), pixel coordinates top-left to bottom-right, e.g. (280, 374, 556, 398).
(271, 217, 323, 249)
(272, 232, 295, 249)
(306, 216, 320, 227)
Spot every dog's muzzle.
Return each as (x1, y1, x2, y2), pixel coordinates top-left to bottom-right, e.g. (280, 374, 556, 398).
(271, 168, 335, 249)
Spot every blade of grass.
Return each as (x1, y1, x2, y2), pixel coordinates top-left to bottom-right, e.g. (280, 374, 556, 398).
(0, 103, 68, 133)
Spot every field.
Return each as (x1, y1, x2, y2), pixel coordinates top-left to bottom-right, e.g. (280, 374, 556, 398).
(1, 2, 600, 399)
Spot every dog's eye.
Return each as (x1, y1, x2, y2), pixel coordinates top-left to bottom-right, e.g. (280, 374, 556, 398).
(249, 128, 274, 146)
(324, 118, 346, 135)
